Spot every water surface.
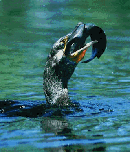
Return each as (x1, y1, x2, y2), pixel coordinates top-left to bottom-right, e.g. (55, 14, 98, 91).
(0, 0, 130, 151)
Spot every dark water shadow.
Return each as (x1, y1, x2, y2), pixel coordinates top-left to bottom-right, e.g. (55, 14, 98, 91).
(0, 98, 113, 118)
(0, 99, 82, 118)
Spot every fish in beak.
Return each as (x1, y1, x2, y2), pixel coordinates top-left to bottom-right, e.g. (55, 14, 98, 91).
(55, 22, 106, 64)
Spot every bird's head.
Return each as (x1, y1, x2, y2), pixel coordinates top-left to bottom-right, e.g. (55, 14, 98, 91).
(48, 22, 106, 82)
(50, 22, 106, 63)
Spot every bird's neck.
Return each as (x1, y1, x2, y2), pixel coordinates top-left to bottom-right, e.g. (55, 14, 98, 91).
(43, 75, 70, 105)
(43, 58, 70, 105)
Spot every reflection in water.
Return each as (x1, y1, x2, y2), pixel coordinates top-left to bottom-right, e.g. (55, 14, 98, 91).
(41, 116, 106, 151)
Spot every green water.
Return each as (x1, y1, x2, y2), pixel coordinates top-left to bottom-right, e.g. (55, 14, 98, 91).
(0, 0, 130, 151)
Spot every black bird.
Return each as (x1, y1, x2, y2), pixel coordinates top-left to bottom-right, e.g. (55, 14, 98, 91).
(43, 22, 106, 106)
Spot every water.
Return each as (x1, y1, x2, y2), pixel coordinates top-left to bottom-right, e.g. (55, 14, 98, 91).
(0, 0, 130, 151)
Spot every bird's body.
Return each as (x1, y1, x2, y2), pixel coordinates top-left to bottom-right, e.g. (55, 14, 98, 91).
(43, 22, 106, 106)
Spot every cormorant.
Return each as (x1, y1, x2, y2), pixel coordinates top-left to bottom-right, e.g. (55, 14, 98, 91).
(43, 22, 106, 106)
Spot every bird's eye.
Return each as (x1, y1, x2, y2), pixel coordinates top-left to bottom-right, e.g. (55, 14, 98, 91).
(59, 36, 68, 52)
(60, 42, 64, 48)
